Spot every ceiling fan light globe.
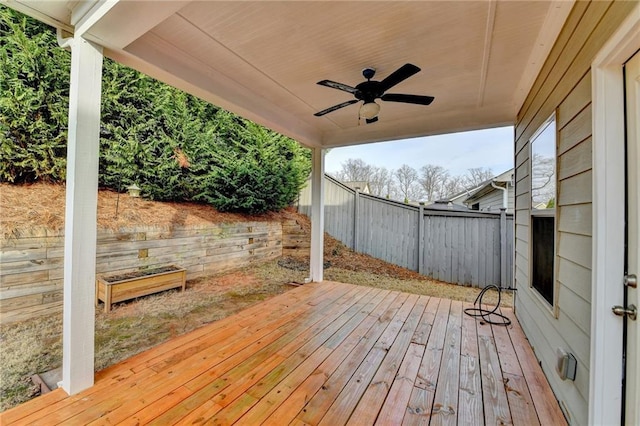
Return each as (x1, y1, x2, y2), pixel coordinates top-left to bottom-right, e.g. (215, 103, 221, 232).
(359, 102, 380, 119)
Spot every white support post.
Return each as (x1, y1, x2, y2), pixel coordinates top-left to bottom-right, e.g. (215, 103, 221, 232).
(418, 203, 424, 275)
(310, 148, 325, 282)
(61, 36, 103, 395)
(499, 208, 507, 289)
(353, 189, 360, 251)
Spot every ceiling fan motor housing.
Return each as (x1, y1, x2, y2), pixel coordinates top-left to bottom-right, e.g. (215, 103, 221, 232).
(357, 68, 379, 103)
(354, 81, 381, 103)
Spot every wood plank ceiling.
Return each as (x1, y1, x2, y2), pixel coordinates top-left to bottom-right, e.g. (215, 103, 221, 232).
(8, 1, 573, 148)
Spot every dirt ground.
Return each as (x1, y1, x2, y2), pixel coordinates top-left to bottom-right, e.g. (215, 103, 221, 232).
(0, 183, 512, 411)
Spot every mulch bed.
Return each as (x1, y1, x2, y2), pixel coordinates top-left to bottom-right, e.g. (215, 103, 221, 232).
(0, 183, 292, 237)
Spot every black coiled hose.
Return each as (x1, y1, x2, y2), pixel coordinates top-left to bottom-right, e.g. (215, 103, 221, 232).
(463, 284, 512, 326)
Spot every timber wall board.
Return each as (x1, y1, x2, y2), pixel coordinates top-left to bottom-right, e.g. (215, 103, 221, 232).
(281, 219, 310, 258)
(0, 221, 282, 324)
(513, 1, 635, 424)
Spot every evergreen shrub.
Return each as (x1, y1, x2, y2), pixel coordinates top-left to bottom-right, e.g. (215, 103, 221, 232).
(0, 6, 311, 213)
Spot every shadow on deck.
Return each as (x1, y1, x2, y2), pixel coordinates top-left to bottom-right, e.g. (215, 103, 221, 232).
(0, 281, 567, 425)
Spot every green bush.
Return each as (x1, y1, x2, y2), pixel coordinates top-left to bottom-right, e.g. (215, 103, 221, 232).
(0, 8, 70, 183)
(98, 61, 210, 201)
(1, 6, 311, 213)
(193, 115, 311, 214)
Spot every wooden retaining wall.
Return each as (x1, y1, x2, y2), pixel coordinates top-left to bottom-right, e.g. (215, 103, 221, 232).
(281, 219, 310, 258)
(0, 221, 282, 324)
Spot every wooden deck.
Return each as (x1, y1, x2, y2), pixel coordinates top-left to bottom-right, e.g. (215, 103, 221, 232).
(0, 282, 567, 425)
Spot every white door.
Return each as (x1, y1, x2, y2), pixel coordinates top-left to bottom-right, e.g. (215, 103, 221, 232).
(625, 49, 640, 426)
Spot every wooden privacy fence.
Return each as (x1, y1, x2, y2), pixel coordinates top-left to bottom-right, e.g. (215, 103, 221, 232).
(298, 175, 514, 288)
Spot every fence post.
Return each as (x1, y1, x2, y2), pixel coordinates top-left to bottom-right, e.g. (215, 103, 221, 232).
(500, 208, 507, 289)
(353, 189, 360, 251)
(418, 203, 424, 274)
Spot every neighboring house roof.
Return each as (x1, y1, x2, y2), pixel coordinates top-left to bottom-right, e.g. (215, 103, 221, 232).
(422, 201, 475, 212)
(440, 184, 484, 204)
(342, 181, 370, 194)
(463, 169, 514, 204)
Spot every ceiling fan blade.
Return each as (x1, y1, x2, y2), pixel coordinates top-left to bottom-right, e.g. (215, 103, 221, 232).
(377, 63, 421, 93)
(365, 116, 379, 124)
(314, 99, 359, 116)
(317, 80, 358, 94)
(381, 93, 435, 105)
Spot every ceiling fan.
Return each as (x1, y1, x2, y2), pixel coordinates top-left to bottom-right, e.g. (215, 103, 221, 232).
(313, 63, 434, 124)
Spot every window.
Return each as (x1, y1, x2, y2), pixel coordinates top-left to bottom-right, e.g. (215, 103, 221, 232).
(530, 114, 556, 306)
(531, 215, 554, 303)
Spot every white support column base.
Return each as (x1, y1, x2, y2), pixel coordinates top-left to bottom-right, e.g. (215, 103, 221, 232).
(309, 148, 325, 282)
(61, 36, 103, 395)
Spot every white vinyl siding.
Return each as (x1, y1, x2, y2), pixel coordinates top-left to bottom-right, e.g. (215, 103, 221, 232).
(475, 188, 515, 213)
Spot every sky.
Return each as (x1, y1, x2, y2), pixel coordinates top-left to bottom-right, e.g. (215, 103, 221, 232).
(325, 126, 515, 177)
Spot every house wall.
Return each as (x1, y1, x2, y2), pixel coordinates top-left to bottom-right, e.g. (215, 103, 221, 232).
(473, 186, 515, 213)
(513, 1, 635, 424)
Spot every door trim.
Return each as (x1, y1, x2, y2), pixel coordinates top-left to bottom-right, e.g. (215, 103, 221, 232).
(591, 4, 640, 425)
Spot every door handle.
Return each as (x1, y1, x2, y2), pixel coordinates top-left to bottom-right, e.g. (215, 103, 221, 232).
(612, 304, 637, 321)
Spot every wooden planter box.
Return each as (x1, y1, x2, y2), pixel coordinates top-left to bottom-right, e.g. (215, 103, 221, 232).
(96, 265, 186, 312)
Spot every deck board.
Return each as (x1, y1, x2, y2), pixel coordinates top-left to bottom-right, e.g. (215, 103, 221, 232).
(347, 294, 426, 425)
(492, 309, 539, 426)
(263, 289, 391, 425)
(458, 301, 483, 425)
(0, 282, 568, 426)
(296, 291, 405, 425)
(431, 300, 462, 426)
(317, 293, 415, 426)
(404, 297, 450, 425)
(502, 309, 567, 426)
(477, 318, 512, 425)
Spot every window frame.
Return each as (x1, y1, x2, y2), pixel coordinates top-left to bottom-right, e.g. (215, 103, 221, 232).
(528, 112, 558, 313)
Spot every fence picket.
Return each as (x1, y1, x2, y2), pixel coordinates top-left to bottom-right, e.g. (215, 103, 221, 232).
(298, 175, 514, 288)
